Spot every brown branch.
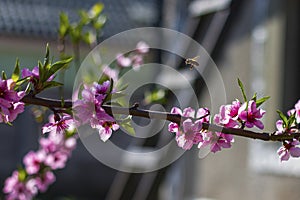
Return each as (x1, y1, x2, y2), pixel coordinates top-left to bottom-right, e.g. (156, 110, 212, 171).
(20, 94, 300, 142)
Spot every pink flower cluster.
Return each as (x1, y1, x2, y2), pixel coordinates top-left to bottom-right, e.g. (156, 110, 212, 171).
(168, 107, 205, 150)
(276, 100, 300, 161)
(0, 78, 25, 123)
(276, 121, 300, 161)
(168, 106, 235, 153)
(3, 114, 77, 199)
(169, 100, 266, 153)
(214, 99, 266, 130)
(116, 41, 149, 71)
(73, 80, 119, 142)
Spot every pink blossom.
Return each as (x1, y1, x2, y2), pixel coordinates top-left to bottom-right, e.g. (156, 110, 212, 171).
(136, 41, 149, 54)
(295, 100, 300, 123)
(176, 119, 203, 150)
(90, 118, 120, 142)
(103, 65, 119, 81)
(3, 171, 37, 200)
(168, 107, 209, 150)
(116, 53, 132, 67)
(35, 171, 56, 192)
(277, 140, 300, 161)
(214, 100, 240, 128)
(42, 114, 74, 134)
(73, 81, 114, 125)
(238, 100, 265, 129)
(196, 107, 210, 123)
(131, 54, 144, 71)
(198, 131, 234, 153)
(45, 151, 68, 170)
(0, 78, 25, 123)
(23, 151, 46, 175)
(73, 81, 119, 142)
(21, 66, 54, 82)
(288, 100, 300, 123)
(168, 107, 195, 135)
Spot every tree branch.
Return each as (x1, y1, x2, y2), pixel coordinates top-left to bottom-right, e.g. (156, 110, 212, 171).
(21, 94, 300, 142)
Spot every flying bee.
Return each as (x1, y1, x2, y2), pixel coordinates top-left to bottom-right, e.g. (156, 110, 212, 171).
(185, 56, 200, 70)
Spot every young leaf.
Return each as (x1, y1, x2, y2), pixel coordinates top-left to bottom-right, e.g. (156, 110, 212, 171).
(17, 168, 27, 182)
(118, 83, 129, 92)
(12, 58, 20, 82)
(121, 122, 135, 136)
(45, 57, 73, 80)
(42, 81, 63, 90)
(59, 12, 70, 37)
(287, 112, 296, 128)
(256, 96, 270, 107)
(251, 92, 257, 102)
(2, 71, 7, 80)
(89, 3, 104, 18)
(277, 110, 288, 127)
(38, 61, 45, 82)
(16, 77, 30, 86)
(238, 78, 247, 102)
(93, 15, 107, 30)
(43, 44, 50, 67)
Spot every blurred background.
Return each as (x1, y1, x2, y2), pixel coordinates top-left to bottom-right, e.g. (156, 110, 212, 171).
(1, 0, 300, 199)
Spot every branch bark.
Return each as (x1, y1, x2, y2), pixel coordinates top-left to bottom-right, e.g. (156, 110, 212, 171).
(21, 94, 300, 142)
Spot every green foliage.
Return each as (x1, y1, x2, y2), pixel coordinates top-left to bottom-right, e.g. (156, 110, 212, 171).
(256, 96, 270, 107)
(59, 12, 70, 38)
(33, 44, 72, 93)
(2, 71, 7, 80)
(277, 110, 296, 129)
(118, 115, 135, 136)
(11, 59, 20, 82)
(17, 168, 27, 182)
(144, 89, 167, 104)
(59, 3, 106, 45)
(238, 78, 247, 102)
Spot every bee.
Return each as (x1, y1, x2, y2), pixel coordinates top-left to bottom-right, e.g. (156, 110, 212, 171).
(185, 56, 200, 69)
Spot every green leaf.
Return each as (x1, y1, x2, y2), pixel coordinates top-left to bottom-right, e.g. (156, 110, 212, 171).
(43, 44, 50, 67)
(59, 12, 70, 37)
(120, 115, 132, 124)
(38, 61, 45, 82)
(98, 74, 110, 84)
(16, 77, 30, 86)
(121, 122, 135, 136)
(238, 78, 247, 102)
(251, 92, 257, 102)
(89, 3, 104, 18)
(82, 31, 96, 45)
(78, 10, 90, 25)
(45, 57, 73, 81)
(12, 58, 20, 82)
(108, 78, 114, 94)
(256, 96, 270, 107)
(277, 110, 288, 127)
(118, 83, 129, 92)
(18, 168, 27, 182)
(42, 81, 63, 90)
(93, 15, 107, 30)
(2, 71, 7, 80)
(25, 82, 31, 93)
(287, 112, 296, 128)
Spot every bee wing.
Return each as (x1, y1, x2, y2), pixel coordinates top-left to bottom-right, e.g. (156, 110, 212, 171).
(192, 55, 200, 60)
